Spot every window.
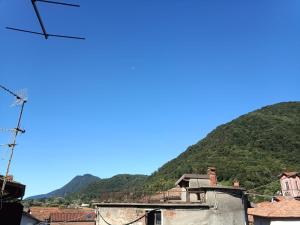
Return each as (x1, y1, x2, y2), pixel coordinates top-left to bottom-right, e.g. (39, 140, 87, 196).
(155, 211, 161, 225)
(146, 210, 161, 225)
(285, 182, 290, 190)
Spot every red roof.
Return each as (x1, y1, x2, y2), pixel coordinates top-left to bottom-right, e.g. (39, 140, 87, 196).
(30, 207, 94, 221)
(248, 198, 300, 218)
(50, 212, 95, 222)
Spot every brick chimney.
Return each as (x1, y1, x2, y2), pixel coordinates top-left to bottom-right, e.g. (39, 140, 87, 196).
(207, 167, 217, 186)
(233, 179, 240, 188)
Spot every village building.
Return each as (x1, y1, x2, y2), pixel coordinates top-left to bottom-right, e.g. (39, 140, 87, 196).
(279, 172, 300, 198)
(94, 168, 250, 225)
(248, 197, 300, 225)
(248, 171, 300, 225)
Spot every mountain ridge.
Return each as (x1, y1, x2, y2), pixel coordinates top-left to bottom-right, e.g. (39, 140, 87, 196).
(27, 174, 101, 199)
(142, 101, 300, 196)
(28, 102, 300, 202)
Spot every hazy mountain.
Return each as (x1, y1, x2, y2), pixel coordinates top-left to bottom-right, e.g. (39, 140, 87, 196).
(28, 174, 101, 199)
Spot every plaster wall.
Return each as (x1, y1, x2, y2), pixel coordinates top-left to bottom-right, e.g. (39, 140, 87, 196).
(189, 179, 210, 188)
(96, 191, 247, 225)
(96, 207, 146, 225)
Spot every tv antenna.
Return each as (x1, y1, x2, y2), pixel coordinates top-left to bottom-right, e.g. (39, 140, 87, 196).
(0, 85, 27, 196)
(6, 0, 85, 40)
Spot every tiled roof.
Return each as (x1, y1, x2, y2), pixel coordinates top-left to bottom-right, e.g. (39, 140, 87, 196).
(50, 212, 95, 222)
(248, 198, 300, 218)
(279, 172, 299, 178)
(30, 207, 94, 221)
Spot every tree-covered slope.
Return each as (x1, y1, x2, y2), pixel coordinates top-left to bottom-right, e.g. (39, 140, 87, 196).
(144, 102, 300, 195)
(68, 174, 147, 201)
(28, 174, 101, 199)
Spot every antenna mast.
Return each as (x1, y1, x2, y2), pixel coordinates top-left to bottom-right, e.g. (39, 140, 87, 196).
(6, 0, 85, 40)
(0, 85, 27, 195)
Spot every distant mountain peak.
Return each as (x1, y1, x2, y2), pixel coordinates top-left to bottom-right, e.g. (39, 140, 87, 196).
(27, 174, 101, 200)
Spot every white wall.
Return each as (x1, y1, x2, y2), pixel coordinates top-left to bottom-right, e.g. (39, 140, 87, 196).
(254, 217, 300, 225)
(271, 221, 300, 225)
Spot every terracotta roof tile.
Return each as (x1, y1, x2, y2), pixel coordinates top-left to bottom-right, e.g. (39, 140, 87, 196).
(30, 207, 94, 221)
(248, 198, 300, 218)
(50, 212, 95, 222)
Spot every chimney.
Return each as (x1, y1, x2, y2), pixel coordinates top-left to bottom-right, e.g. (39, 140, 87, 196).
(233, 179, 240, 188)
(207, 167, 217, 186)
(6, 175, 13, 182)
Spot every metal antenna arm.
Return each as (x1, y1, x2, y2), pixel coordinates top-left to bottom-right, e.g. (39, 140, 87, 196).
(31, 0, 48, 39)
(36, 0, 80, 7)
(0, 85, 22, 100)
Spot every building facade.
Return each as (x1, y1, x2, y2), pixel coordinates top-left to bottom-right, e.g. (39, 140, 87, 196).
(279, 172, 300, 198)
(95, 169, 249, 225)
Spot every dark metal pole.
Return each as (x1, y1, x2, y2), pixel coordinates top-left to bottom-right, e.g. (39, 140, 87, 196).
(48, 33, 85, 40)
(36, 0, 80, 7)
(31, 0, 48, 39)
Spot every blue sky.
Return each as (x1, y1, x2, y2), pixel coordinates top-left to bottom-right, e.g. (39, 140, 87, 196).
(0, 0, 299, 197)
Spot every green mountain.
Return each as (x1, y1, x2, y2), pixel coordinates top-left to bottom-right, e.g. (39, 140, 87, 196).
(143, 102, 300, 197)
(28, 174, 101, 199)
(28, 102, 300, 203)
(67, 174, 148, 202)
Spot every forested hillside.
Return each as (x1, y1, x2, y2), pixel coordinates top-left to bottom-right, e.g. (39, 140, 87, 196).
(143, 102, 300, 198)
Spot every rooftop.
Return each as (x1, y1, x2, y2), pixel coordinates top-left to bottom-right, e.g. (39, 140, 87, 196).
(279, 172, 299, 178)
(248, 198, 300, 218)
(50, 212, 96, 222)
(0, 176, 25, 200)
(175, 174, 209, 186)
(94, 202, 210, 209)
(30, 207, 94, 221)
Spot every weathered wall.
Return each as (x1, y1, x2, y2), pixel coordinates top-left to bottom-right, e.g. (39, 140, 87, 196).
(163, 209, 210, 225)
(96, 191, 248, 225)
(189, 179, 210, 188)
(205, 190, 247, 225)
(97, 207, 146, 225)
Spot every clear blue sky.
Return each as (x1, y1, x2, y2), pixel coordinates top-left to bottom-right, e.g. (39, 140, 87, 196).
(0, 0, 299, 197)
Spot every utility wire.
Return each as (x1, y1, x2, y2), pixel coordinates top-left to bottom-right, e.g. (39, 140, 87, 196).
(98, 208, 160, 225)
